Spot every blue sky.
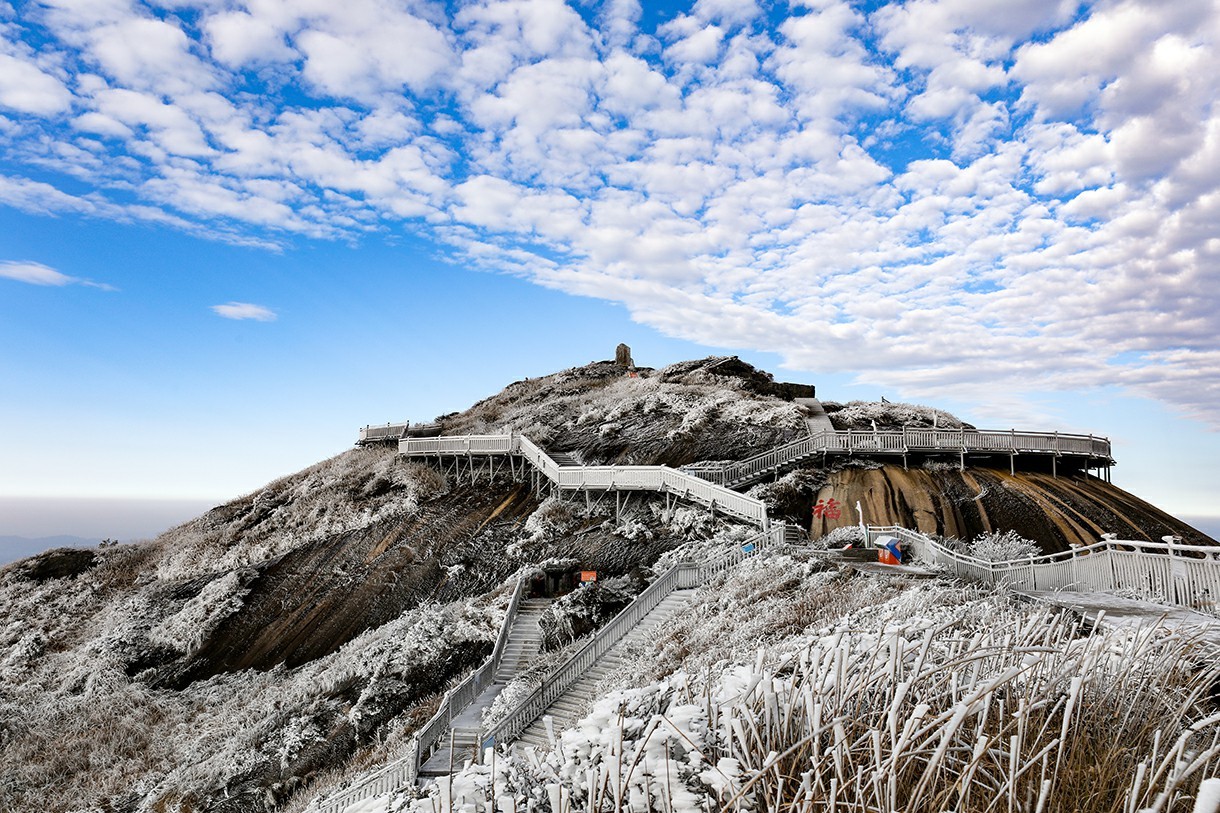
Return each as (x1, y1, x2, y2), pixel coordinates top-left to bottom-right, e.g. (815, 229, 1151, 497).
(1, 0, 1218, 537)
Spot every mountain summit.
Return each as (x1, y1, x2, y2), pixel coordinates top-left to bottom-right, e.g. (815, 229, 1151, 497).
(0, 356, 1212, 812)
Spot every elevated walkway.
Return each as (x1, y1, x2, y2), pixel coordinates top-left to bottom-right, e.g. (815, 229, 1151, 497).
(865, 526, 1220, 611)
(311, 578, 537, 813)
(682, 427, 1115, 489)
(400, 434, 770, 527)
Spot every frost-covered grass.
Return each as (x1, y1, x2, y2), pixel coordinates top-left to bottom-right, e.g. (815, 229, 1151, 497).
(824, 400, 970, 431)
(439, 361, 805, 466)
(381, 555, 1220, 813)
(148, 447, 447, 580)
(0, 561, 507, 813)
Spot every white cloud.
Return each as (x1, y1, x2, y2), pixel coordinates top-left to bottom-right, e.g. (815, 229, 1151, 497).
(210, 302, 277, 321)
(2, 0, 1220, 429)
(0, 53, 74, 115)
(204, 11, 295, 67)
(0, 260, 114, 289)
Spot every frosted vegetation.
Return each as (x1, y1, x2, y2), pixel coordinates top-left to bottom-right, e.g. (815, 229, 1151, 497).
(823, 400, 970, 431)
(0, 559, 503, 812)
(0, 444, 489, 812)
(440, 359, 806, 465)
(967, 529, 1043, 562)
(389, 554, 1220, 813)
(151, 448, 446, 580)
(1, 357, 1206, 811)
(0, 428, 743, 811)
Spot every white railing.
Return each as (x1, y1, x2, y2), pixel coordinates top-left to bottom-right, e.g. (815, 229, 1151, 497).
(401, 434, 768, 526)
(482, 523, 786, 749)
(866, 526, 1220, 611)
(310, 578, 527, 813)
(358, 422, 442, 445)
(684, 428, 1114, 487)
(358, 423, 411, 444)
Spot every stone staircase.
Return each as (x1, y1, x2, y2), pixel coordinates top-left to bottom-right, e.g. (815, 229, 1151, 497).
(794, 397, 835, 435)
(495, 599, 550, 681)
(514, 589, 697, 750)
(418, 598, 550, 775)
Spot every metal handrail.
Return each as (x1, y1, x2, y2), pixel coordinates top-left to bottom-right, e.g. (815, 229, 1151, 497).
(401, 434, 769, 526)
(684, 427, 1114, 487)
(481, 523, 785, 748)
(491, 578, 527, 664)
(865, 525, 1220, 609)
(358, 423, 411, 444)
(311, 576, 527, 813)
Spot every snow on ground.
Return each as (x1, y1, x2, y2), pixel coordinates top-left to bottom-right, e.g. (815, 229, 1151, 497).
(1023, 589, 1220, 644)
(150, 448, 446, 580)
(347, 551, 1220, 813)
(0, 554, 508, 813)
(823, 399, 970, 431)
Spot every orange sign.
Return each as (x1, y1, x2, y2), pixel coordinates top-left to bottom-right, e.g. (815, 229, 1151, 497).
(580, 571, 598, 583)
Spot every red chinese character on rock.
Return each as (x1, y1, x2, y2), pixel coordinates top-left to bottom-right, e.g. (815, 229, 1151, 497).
(813, 498, 842, 520)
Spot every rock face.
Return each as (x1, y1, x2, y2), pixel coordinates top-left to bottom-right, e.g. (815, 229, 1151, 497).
(808, 465, 1214, 551)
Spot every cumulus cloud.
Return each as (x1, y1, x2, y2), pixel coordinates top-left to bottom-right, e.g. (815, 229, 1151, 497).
(2, 0, 1220, 427)
(0, 260, 114, 290)
(0, 53, 74, 115)
(211, 302, 277, 321)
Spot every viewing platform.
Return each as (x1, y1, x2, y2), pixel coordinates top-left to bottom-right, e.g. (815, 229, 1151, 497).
(681, 426, 1115, 488)
(373, 422, 1115, 493)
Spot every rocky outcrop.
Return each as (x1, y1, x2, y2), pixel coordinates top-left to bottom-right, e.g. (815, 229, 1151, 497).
(808, 465, 1214, 551)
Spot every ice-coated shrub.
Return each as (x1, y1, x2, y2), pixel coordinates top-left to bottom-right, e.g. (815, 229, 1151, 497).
(538, 576, 641, 649)
(612, 510, 654, 541)
(826, 399, 970, 430)
(658, 505, 717, 539)
(747, 467, 828, 517)
(819, 524, 865, 548)
(970, 528, 1041, 561)
(523, 497, 583, 541)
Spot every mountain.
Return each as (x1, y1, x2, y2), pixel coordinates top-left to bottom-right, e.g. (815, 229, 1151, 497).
(0, 356, 1213, 812)
(0, 535, 100, 566)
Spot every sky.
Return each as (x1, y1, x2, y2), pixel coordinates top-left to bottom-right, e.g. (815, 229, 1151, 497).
(1, 0, 1219, 540)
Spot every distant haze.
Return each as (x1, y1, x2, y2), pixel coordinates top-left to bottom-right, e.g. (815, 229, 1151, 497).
(0, 496, 216, 541)
(1182, 516, 1220, 542)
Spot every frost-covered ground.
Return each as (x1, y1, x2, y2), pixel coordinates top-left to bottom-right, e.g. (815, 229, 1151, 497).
(822, 399, 971, 431)
(359, 552, 1220, 813)
(2, 356, 1211, 812)
(0, 431, 749, 811)
(439, 358, 807, 466)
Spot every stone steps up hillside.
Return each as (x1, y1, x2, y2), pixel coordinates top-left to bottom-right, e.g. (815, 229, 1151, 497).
(418, 598, 550, 776)
(514, 589, 697, 751)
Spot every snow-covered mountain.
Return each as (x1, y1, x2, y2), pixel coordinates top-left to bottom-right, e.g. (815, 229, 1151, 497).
(1, 356, 1213, 812)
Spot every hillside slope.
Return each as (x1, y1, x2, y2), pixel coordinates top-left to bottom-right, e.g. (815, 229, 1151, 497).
(400, 552, 1220, 813)
(0, 355, 1212, 812)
